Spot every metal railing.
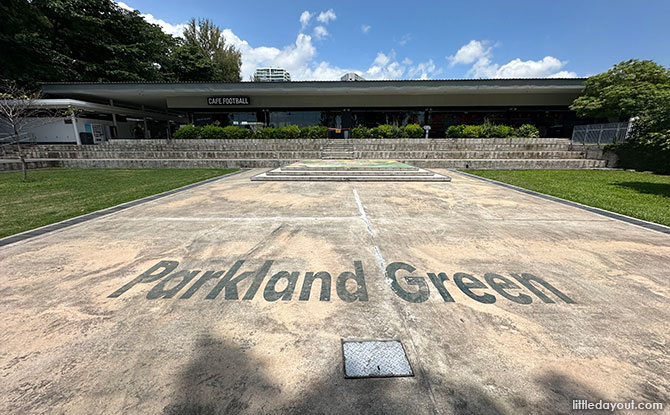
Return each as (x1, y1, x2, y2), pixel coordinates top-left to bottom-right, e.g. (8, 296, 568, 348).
(571, 122, 631, 145)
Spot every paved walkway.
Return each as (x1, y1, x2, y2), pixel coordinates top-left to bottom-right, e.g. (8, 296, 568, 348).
(1, 169, 668, 414)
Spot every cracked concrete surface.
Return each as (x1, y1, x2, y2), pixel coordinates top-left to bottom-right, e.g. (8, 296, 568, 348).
(0, 169, 668, 414)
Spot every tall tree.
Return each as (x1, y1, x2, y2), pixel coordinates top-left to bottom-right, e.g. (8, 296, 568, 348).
(0, 0, 178, 86)
(570, 59, 670, 120)
(182, 18, 242, 82)
(573, 60, 670, 174)
(168, 44, 217, 81)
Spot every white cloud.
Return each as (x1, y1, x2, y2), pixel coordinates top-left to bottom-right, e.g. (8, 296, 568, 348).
(407, 59, 442, 80)
(398, 33, 412, 46)
(116, 1, 133, 11)
(299, 11, 313, 29)
(447, 40, 492, 66)
(448, 39, 577, 78)
(116, 1, 186, 36)
(361, 24, 371, 34)
(317, 9, 337, 24)
(548, 70, 578, 78)
(313, 26, 329, 40)
(116, 3, 445, 81)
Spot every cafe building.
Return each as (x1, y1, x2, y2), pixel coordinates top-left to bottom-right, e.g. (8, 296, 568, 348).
(38, 78, 587, 141)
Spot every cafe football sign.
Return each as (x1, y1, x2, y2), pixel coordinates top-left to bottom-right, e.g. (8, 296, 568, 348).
(207, 96, 250, 105)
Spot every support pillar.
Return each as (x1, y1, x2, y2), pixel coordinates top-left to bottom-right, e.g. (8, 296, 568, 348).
(109, 99, 117, 141)
(71, 112, 81, 145)
(141, 105, 149, 139)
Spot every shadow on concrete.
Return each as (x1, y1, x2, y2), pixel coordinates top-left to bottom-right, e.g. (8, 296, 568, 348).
(533, 372, 608, 414)
(613, 181, 670, 198)
(162, 334, 619, 415)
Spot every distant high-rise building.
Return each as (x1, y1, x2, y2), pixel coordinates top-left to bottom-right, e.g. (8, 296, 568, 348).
(253, 67, 291, 82)
(341, 72, 365, 81)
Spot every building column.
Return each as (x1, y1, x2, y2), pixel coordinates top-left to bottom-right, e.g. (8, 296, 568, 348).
(166, 113, 172, 140)
(141, 105, 149, 139)
(71, 112, 81, 145)
(109, 99, 118, 141)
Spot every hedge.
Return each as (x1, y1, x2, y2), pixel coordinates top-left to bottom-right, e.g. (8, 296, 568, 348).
(352, 124, 424, 138)
(174, 124, 428, 139)
(172, 123, 540, 139)
(446, 123, 540, 138)
(173, 125, 326, 140)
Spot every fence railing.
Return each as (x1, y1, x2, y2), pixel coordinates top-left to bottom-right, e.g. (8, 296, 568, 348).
(571, 122, 631, 145)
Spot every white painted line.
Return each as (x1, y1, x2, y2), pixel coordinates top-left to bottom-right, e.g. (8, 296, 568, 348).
(353, 188, 387, 277)
(353, 188, 375, 238)
(109, 216, 360, 222)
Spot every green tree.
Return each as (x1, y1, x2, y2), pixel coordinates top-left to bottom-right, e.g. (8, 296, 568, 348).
(576, 60, 670, 174)
(169, 44, 217, 81)
(182, 18, 242, 82)
(570, 59, 670, 120)
(0, 0, 178, 86)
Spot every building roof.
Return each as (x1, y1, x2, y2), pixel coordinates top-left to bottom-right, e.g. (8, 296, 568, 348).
(41, 78, 586, 111)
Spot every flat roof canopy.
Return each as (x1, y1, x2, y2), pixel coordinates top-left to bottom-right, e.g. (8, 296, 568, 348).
(4, 99, 186, 122)
(41, 79, 586, 111)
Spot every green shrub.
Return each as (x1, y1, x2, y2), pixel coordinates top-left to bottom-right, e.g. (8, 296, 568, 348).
(299, 126, 313, 138)
(480, 121, 517, 138)
(391, 125, 406, 138)
(221, 126, 241, 139)
(518, 124, 540, 138)
(237, 128, 252, 139)
(371, 124, 394, 138)
(446, 125, 465, 138)
(462, 125, 482, 138)
(259, 127, 275, 139)
(491, 124, 515, 138)
(274, 125, 300, 139)
(352, 126, 371, 138)
(299, 125, 328, 138)
(480, 121, 496, 138)
(173, 125, 201, 139)
(404, 124, 423, 138)
(609, 111, 670, 174)
(315, 126, 328, 138)
(200, 125, 225, 139)
(499, 125, 517, 137)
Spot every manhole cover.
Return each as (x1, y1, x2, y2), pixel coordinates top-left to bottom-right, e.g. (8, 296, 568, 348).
(341, 340, 414, 378)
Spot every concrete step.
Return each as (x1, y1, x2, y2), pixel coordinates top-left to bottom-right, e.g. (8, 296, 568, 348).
(322, 155, 355, 160)
(251, 173, 451, 182)
(354, 151, 585, 159)
(406, 158, 607, 169)
(32, 143, 574, 152)
(24, 150, 323, 159)
(23, 149, 587, 160)
(266, 169, 433, 176)
(253, 167, 450, 182)
(0, 158, 607, 170)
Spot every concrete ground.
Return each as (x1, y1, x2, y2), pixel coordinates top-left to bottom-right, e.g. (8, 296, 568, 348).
(1, 169, 668, 415)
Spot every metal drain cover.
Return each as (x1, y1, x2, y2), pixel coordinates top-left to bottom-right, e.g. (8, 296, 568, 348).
(342, 340, 413, 378)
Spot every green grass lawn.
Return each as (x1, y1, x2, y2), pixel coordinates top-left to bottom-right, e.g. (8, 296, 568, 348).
(466, 170, 670, 227)
(0, 168, 237, 238)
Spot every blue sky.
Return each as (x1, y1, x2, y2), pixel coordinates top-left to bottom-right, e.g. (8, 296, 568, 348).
(117, 0, 670, 81)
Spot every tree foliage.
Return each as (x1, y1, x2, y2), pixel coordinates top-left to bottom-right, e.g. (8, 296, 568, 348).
(0, 1, 242, 86)
(578, 60, 670, 174)
(570, 59, 670, 120)
(181, 18, 242, 82)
